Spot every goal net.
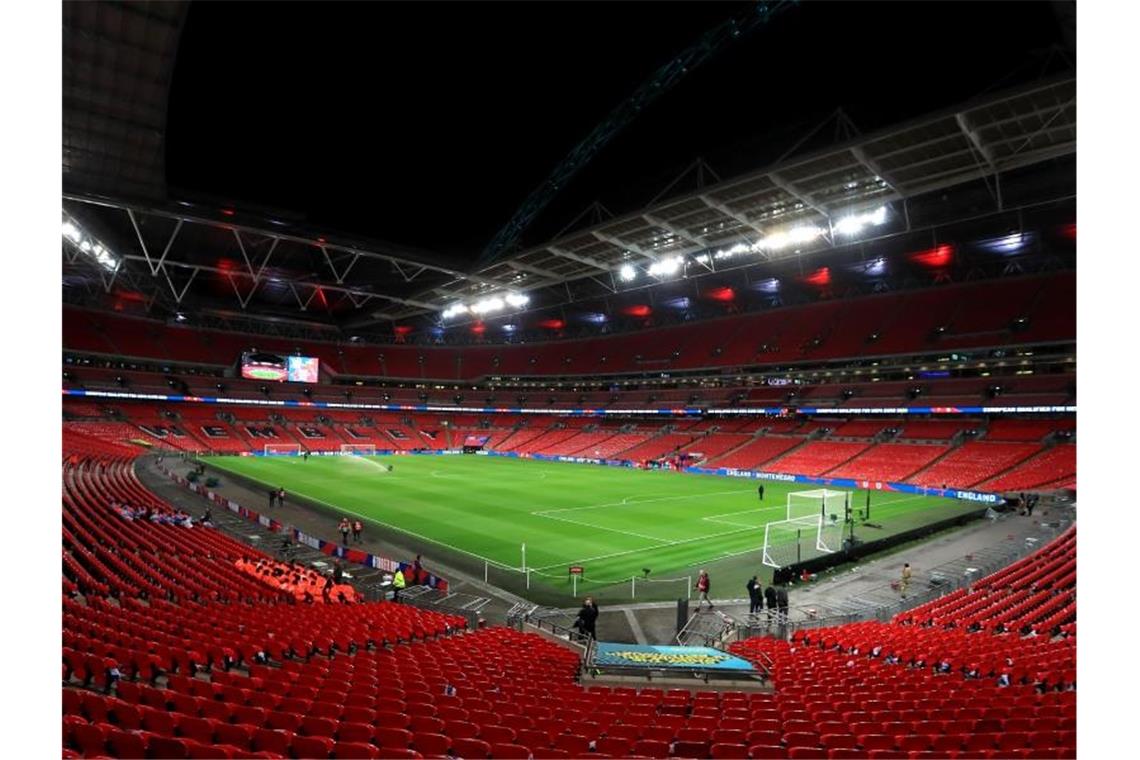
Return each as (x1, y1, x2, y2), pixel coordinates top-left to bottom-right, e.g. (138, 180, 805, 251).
(264, 443, 302, 456)
(340, 444, 376, 456)
(787, 488, 848, 523)
(761, 489, 850, 568)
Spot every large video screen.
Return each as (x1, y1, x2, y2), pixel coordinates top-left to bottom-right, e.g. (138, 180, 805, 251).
(240, 352, 320, 383)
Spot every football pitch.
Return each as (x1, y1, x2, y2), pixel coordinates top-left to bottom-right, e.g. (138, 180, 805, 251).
(201, 453, 983, 601)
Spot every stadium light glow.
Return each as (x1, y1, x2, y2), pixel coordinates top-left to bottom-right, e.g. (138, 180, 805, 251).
(759, 224, 825, 251)
(648, 256, 682, 277)
(978, 231, 1033, 255)
(441, 291, 532, 320)
(62, 215, 119, 272)
(834, 205, 889, 237)
(619, 264, 637, 282)
(470, 296, 505, 315)
(441, 303, 469, 319)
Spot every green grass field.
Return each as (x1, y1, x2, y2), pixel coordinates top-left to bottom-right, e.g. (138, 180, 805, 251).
(201, 453, 983, 602)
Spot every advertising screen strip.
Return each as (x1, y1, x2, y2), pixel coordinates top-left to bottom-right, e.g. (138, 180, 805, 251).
(62, 390, 1072, 417)
(593, 643, 756, 672)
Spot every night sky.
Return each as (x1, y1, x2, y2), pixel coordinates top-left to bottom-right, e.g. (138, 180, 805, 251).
(166, 1, 1072, 260)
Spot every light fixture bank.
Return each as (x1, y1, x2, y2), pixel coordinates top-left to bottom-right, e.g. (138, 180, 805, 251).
(441, 292, 531, 320)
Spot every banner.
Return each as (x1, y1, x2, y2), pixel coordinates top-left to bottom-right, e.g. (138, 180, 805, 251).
(66, 388, 1073, 417)
(685, 466, 1004, 504)
(594, 643, 756, 672)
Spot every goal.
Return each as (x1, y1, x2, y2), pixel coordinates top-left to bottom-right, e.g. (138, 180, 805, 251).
(787, 488, 848, 523)
(339, 444, 377, 456)
(264, 443, 302, 456)
(761, 488, 850, 568)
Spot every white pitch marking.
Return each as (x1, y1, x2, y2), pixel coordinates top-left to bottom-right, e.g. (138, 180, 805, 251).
(533, 488, 756, 516)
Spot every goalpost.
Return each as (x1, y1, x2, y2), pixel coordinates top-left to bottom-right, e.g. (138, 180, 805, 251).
(264, 443, 302, 456)
(339, 444, 377, 456)
(762, 488, 850, 568)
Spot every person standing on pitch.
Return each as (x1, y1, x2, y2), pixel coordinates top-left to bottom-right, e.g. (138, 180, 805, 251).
(747, 575, 762, 615)
(758, 484, 765, 501)
(695, 569, 713, 610)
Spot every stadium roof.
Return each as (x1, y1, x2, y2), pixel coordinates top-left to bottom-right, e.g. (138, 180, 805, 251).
(63, 74, 1074, 332)
(62, 1, 188, 202)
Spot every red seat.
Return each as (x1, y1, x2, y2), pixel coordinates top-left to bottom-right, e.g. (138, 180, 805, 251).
(556, 734, 591, 755)
(214, 723, 254, 750)
(711, 743, 751, 759)
(146, 736, 189, 759)
(336, 722, 374, 744)
(674, 740, 712, 757)
(897, 736, 931, 752)
(451, 737, 492, 758)
(375, 727, 413, 749)
(412, 731, 451, 755)
(267, 711, 303, 733)
(785, 732, 822, 749)
(714, 729, 749, 745)
(747, 746, 788, 759)
(106, 727, 149, 759)
(822, 735, 858, 750)
(177, 716, 215, 744)
(490, 744, 533, 759)
(332, 742, 381, 759)
(183, 741, 234, 759)
(72, 723, 109, 756)
(410, 716, 446, 734)
(597, 737, 632, 756)
(445, 720, 480, 739)
(291, 735, 334, 758)
(301, 716, 338, 738)
(252, 727, 293, 755)
(632, 738, 670, 758)
(480, 725, 518, 745)
(110, 702, 144, 731)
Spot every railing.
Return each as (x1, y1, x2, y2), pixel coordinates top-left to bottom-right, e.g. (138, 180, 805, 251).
(737, 507, 1075, 640)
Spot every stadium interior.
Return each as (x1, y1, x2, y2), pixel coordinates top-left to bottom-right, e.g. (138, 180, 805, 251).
(60, 2, 1077, 759)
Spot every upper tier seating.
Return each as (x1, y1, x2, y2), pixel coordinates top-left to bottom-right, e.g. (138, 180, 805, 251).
(765, 441, 872, 476)
(63, 272, 1075, 379)
(985, 418, 1077, 442)
(619, 433, 698, 462)
(981, 444, 1076, 492)
(910, 441, 1042, 488)
(897, 419, 974, 440)
(679, 433, 753, 463)
(825, 443, 950, 482)
(709, 436, 802, 470)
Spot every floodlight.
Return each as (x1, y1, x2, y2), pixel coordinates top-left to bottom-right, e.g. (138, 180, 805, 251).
(619, 264, 636, 281)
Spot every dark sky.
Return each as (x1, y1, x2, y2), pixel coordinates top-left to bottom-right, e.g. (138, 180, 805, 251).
(166, 1, 1072, 260)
